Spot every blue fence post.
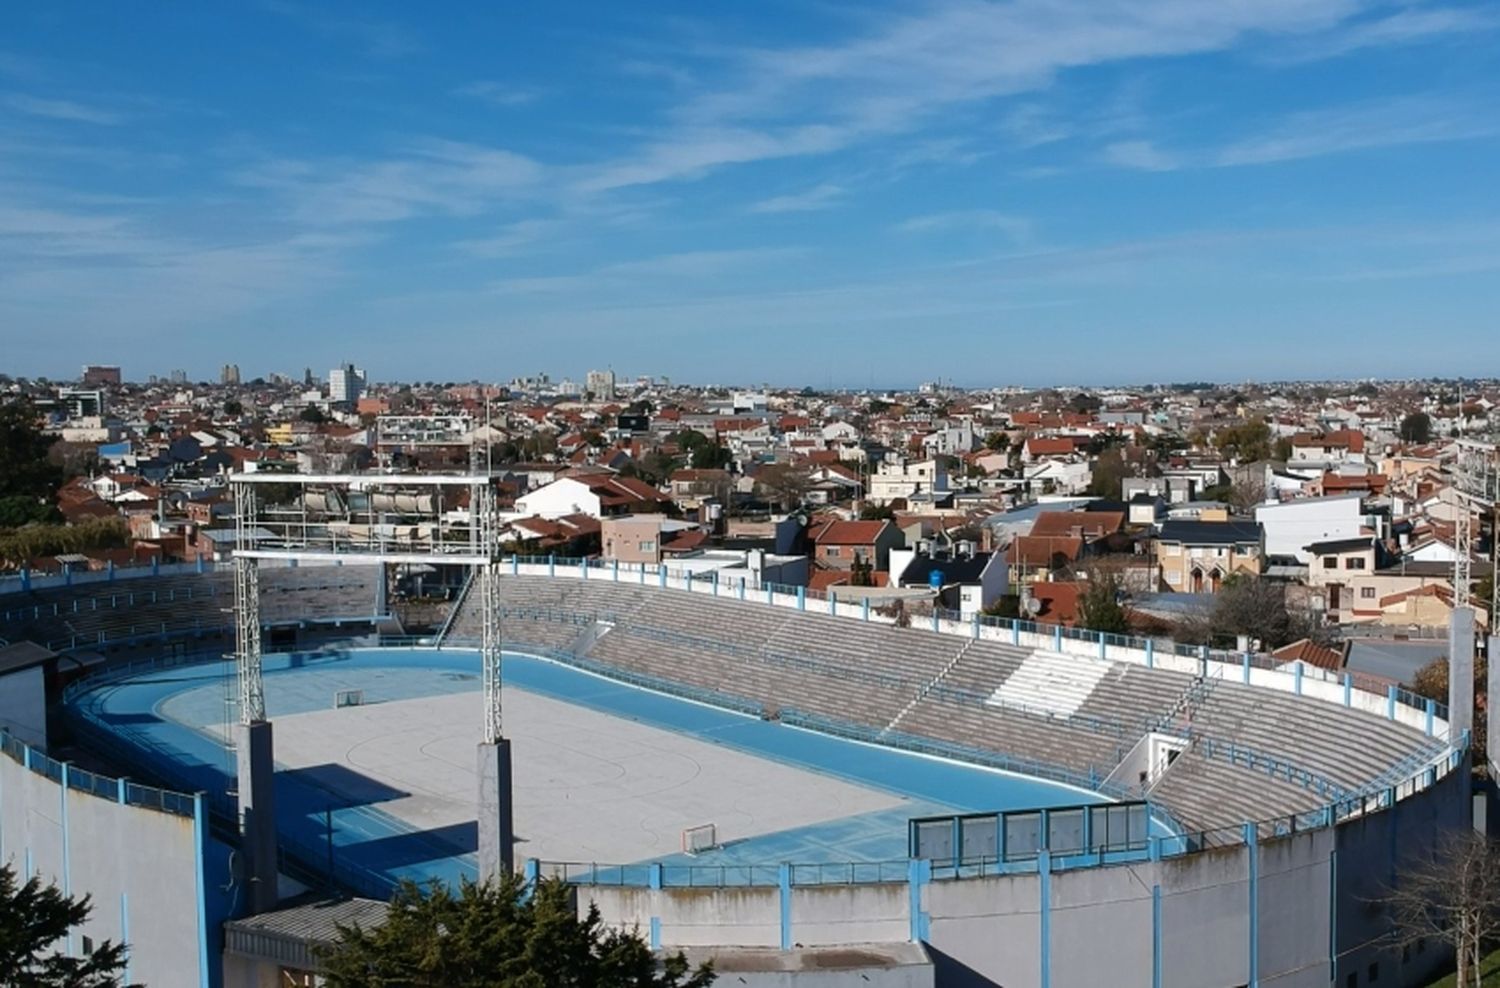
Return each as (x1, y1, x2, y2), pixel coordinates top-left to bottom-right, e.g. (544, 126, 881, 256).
(1053, 625, 1063, 651)
(511, 555, 519, 575)
(1242, 652, 1251, 684)
(1386, 684, 1397, 721)
(1245, 821, 1259, 988)
(767, 583, 774, 604)
(738, 578, 746, 601)
(659, 566, 667, 589)
(581, 558, 588, 580)
(1098, 633, 1107, 661)
(972, 615, 981, 640)
(1343, 674, 1352, 707)
(1294, 662, 1304, 696)
(907, 858, 932, 942)
(19, 566, 30, 590)
(778, 863, 793, 949)
(828, 591, 836, 615)
(1038, 849, 1052, 988)
(1425, 698, 1435, 737)
(1152, 884, 1163, 988)
(932, 609, 940, 633)
(862, 598, 870, 622)
(796, 587, 806, 611)
(547, 554, 556, 578)
(1145, 638, 1154, 668)
(150, 557, 159, 577)
(195, 556, 204, 574)
(712, 572, 719, 597)
(64, 566, 73, 587)
(523, 858, 539, 894)
(107, 560, 115, 582)
(612, 559, 619, 582)
(117, 776, 127, 805)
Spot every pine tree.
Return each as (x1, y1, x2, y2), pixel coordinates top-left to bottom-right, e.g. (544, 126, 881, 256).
(0, 864, 133, 987)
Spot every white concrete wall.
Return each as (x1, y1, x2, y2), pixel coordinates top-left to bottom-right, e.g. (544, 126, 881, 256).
(0, 755, 208, 988)
(1255, 496, 1363, 563)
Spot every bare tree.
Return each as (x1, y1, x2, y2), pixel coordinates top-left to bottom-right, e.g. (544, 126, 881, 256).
(1382, 829, 1500, 987)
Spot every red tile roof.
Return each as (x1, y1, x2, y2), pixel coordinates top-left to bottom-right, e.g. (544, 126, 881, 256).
(808, 520, 892, 545)
(1271, 638, 1346, 671)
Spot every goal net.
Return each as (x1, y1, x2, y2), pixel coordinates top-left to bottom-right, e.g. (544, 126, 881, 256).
(334, 689, 365, 709)
(680, 823, 718, 856)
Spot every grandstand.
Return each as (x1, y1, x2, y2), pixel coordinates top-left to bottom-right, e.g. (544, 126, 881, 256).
(0, 557, 1474, 987)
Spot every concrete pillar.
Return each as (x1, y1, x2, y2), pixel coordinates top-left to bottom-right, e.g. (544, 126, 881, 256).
(477, 739, 515, 878)
(1449, 606, 1476, 743)
(1489, 636, 1500, 778)
(234, 721, 279, 914)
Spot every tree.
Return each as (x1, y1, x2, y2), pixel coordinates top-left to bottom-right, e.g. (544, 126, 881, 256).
(1177, 576, 1325, 650)
(299, 405, 327, 424)
(1077, 571, 1130, 635)
(0, 399, 65, 524)
(1410, 653, 1487, 762)
(223, 398, 244, 418)
(689, 442, 732, 470)
(317, 873, 714, 988)
(1399, 412, 1432, 444)
(1211, 420, 1273, 463)
(0, 863, 133, 987)
(1381, 830, 1500, 988)
(756, 463, 811, 511)
(1087, 448, 1128, 498)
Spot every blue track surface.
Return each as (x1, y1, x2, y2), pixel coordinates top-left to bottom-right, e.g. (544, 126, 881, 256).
(70, 648, 1109, 892)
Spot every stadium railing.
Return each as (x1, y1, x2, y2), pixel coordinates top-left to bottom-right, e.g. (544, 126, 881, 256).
(0, 728, 198, 820)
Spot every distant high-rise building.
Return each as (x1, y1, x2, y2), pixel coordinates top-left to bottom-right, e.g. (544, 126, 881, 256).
(329, 364, 366, 405)
(586, 368, 616, 400)
(81, 364, 122, 387)
(168, 369, 188, 384)
(58, 388, 106, 418)
(221, 364, 241, 386)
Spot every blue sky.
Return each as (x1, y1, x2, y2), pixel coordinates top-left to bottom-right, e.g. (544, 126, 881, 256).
(2, 1, 1498, 387)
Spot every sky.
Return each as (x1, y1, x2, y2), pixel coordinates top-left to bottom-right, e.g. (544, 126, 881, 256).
(1, 1, 1498, 388)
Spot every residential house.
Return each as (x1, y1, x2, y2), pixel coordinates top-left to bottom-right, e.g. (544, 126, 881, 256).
(807, 519, 903, 572)
(1155, 519, 1264, 593)
(513, 474, 671, 520)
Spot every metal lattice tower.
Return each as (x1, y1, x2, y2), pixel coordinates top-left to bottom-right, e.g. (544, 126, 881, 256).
(1452, 439, 1500, 610)
(473, 481, 504, 743)
(233, 483, 265, 724)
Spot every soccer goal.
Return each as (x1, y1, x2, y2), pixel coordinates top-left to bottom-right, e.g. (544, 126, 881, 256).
(680, 823, 719, 856)
(333, 689, 365, 709)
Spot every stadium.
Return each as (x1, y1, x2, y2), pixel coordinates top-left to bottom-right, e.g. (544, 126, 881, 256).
(0, 496, 1475, 987)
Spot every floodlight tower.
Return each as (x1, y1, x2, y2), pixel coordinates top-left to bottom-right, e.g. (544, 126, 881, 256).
(231, 480, 278, 913)
(1451, 438, 1500, 776)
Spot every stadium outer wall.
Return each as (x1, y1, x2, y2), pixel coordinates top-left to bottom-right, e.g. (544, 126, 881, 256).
(0, 562, 1477, 988)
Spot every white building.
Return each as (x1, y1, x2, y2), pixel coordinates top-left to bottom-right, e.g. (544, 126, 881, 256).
(586, 369, 616, 401)
(868, 456, 949, 505)
(1254, 494, 1366, 563)
(329, 364, 365, 404)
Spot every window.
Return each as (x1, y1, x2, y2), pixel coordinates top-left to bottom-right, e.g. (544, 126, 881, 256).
(1323, 556, 1338, 569)
(1361, 587, 1376, 599)
(825, 546, 841, 557)
(1345, 557, 1365, 570)
(1368, 961, 1379, 982)
(82, 936, 93, 954)
(1347, 973, 1358, 988)
(638, 540, 656, 552)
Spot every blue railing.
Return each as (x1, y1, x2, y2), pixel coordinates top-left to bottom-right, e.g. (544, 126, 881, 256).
(0, 728, 198, 819)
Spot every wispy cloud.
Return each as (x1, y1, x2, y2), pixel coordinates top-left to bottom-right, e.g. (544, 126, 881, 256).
(261, 1, 424, 58)
(584, 0, 1364, 190)
(748, 183, 845, 214)
(1274, 5, 1500, 62)
(239, 139, 544, 225)
(895, 210, 1031, 241)
(453, 81, 543, 107)
(1103, 139, 1179, 172)
(490, 247, 805, 295)
(2, 93, 123, 125)
(1102, 96, 1499, 171)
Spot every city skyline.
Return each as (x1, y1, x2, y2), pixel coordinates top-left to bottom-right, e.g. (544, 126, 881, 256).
(3, 2, 1499, 384)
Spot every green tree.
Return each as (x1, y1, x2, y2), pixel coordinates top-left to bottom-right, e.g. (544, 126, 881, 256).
(689, 442, 732, 470)
(0, 399, 65, 524)
(317, 874, 714, 988)
(1087, 448, 1128, 498)
(299, 405, 327, 424)
(0, 863, 133, 987)
(1077, 572, 1130, 635)
(668, 429, 712, 453)
(1399, 411, 1432, 444)
(1212, 420, 1272, 462)
(223, 398, 244, 417)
